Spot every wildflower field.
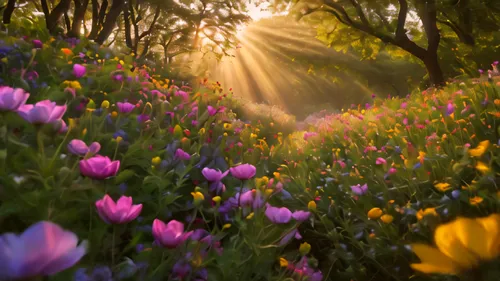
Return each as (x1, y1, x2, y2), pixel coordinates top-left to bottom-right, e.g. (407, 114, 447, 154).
(1, 13, 500, 281)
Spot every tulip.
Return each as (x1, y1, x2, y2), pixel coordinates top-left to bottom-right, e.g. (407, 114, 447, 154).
(265, 205, 292, 224)
(73, 64, 86, 78)
(152, 219, 193, 248)
(17, 100, 67, 124)
(292, 210, 311, 222)
(0, 86, 30, 111)
(375, 157, 387, 165)
(0, 221, 86, 279)
(116, 102, 135, 114)
(95, 194, 142, 224)
(230, 164, 256, 180)
(32, 39, 43, 49)
(79, 155, 120, 179)
(202, 167, 229, 182)
(175, 148, 191, 161)
(67, 139, 101, 156)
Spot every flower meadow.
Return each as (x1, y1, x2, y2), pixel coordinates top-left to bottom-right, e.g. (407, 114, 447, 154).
(0, 32, 500, 281)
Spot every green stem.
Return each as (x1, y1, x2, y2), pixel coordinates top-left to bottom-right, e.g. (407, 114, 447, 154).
(48, 128, 71, 170)
(37, 129, 45, 165)
(112, 225, 116, 267)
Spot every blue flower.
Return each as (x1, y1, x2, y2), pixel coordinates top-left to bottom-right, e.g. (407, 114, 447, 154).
(90, 266, 113, 281)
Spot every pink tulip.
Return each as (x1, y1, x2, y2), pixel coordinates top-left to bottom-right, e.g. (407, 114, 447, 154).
(95, 195, 142, 224)
(0, 86, 30, 111)
(68, 139, 101, 156)
(79, 155, 120, 179)
(375, 157, 387, 165)
(230, 164, 256, 180)
(17, 100, 66, 124)
(116, 102, 135, 114)
(73, 64, 86, 78)
(152, 219, 193, 248)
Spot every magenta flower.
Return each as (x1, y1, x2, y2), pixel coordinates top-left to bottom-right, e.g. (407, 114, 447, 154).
(67, 139, 101, 156)
(116, 102, 135, 114)
(79, 155, 120, 180)
(265, 205, 292, 224)
(292, 210, 311, 222)
(73, 64, 86, 78)
(303, 132, 318, 141)
(0, 221, 86, 279)
(152, 219, 193, 248)
(95, 194, 142, 224)
(351, 184, 368, 195)
(32, 39, 43, 49)
(375, 157, 387, 165)
(446, 102, 454, 116)
(202, 168, 229, 182)
(17, 100, 66, 124)
(175, 148, 191, 161)
(207, 105, 225, 116)
(0, 86, 30, 111)
(230, 164, 256, 180)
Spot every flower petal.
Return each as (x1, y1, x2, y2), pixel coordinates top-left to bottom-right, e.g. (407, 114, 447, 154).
(434, 221, 480, 268)
(410, 244, 459, 275)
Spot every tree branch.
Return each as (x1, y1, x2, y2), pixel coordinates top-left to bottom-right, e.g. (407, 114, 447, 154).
(348, 0, 370, 27)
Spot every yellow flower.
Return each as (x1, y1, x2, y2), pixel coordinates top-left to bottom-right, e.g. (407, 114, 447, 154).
(416, 208, 438, 221)
(255, 176, 269, 188)
(468, 140, 490, 157)
(199, 128, 206, 135)
(434, 183, 451, 192)
(101, 100, 110, 109)
(191, 191, 205, 203)
(212, 196, 221, 204)
(222, 223, 231, 230)
(299, 242, 311, 255)
(250, 133, 258, 138)
(279, 258, 288, 267)
(380, 214, 394, 224)
(469, 196, 483, 205)
(264, 188, 273, 197)
(82, 128, 87, 136)
(410, 214, 500, 275)
(115, 136, 123, 143)
(368, 208, 383, 220)
(308, 201, 317, 211)
(476, 162, 490, 174)
(152, 157, 161, 165)
(246, 212, 254, 220)
(223, 123, 232, 130)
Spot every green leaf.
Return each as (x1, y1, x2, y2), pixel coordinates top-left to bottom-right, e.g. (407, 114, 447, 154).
(114, 169, 136, 184)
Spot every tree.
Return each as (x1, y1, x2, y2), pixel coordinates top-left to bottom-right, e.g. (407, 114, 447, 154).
(291, 0, 500, 86)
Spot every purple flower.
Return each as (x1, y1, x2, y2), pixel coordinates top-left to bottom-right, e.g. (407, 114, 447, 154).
(79, 155, 120, 180)
(67, 139, 101, 156)
(375, 157, 387, 165)
(17, 100, 66, 124)
(116, 102, 135, 114)
(0, 221, 86, 279)
(173, 260, 191, 278)
(279, 229, 302, 246)
(95, 194, 142, 224)
(137, 114, 150, 123)
(175, 148, 191, 161)
(152, 219, 193, 248)
(202, 168, 229, 182)
(230, 164, 256, 180)
(73, 64, 86, 78)
(292, 211, 311, 222)
(446, 102, 454, 116)
(351, 184, 368, 195)
(0, 86, 30, 111)
(265, 205, 292, 224)
(32, 39, 43, 49)
(190, 229, 212, 244)
(207, 105, 225, 116)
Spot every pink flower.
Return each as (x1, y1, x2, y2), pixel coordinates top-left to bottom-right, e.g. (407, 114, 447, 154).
(116, 102, 135, 114)
(351, 184, 368, 195)
(73, 64, 86, 78)
(375, 157, 387, 165)
(79, 155, 120, 180)
(202, 167, 229, 182)
(32, 39, 43, 49)
(230, 164, 256, 180)
(152, 219, 193, 248)
(17, 100, 66, 124)
(207, 105, 225, 116)
(95, 194, 142, 224)
(175, 148, 191, 161)
(0, 86, 30, 111)
(67, 139, 101, 156)
(265, 205, 292, 224)
(303, 132, 318, 141)
(0, 221, 86, 279)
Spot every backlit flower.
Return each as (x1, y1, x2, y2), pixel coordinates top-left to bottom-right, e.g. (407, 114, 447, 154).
(265, 205, 292, 224)
(468, 140, 490, 157)
(17, 100, 66, 124)
(0, 86, 29, 111)
(230, 164, 256, 180)
(152, 219, 193, 248)
(79, 155, 120, 180)
(95, 195, 142, 224)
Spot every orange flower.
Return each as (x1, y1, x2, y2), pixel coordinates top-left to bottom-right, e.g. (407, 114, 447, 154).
(61, 48, 73, 55)
(470, 196, 483, 205)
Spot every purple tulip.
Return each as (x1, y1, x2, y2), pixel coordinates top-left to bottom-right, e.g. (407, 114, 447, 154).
(116, 102, 135, 114)
(351, 184, 368, 195)
(17, 100, 67, 124)
(68, 139, 101, 156)
(73, 64, 86, 78)
(292, 210, 311, 222)
(175, 148, 191, 161)
(202, 168, 229, 182)
(32, 39, 43, 49)
(230, 164, 256, 180)
(95, 194, 142, 224)
(0, 221, 86, 279)
(152, 219, 193, 248)
(79, 155, 120, 179)
(0, 86, 30, 111)
(265, 205, 292, 224)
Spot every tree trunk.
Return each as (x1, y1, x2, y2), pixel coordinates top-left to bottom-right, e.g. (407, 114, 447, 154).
(88, 0, 107, 39)
(123, 3, 133, 48)
(45, 0, 72, 35)
(94, 0, 124, 45)
(69, 0, 89, 38)
(422, 53, 445, 86)
(2, 0, 16, 24)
